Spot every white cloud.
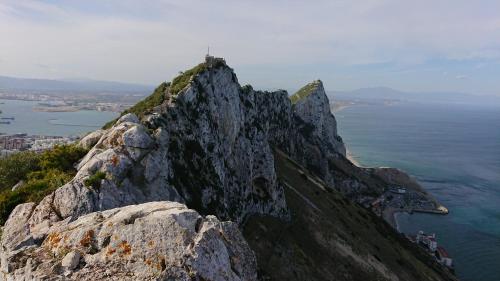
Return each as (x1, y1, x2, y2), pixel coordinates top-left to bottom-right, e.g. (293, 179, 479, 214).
(1, 0, 500, 89)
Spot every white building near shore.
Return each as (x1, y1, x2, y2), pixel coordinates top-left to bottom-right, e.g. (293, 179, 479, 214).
(30, 138, 73, 151)
(416, 231, 437, 252)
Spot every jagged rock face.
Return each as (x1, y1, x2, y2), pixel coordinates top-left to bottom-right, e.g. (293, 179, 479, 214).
(1, 201, 257, 281)
(287, 81, 351, 193)
(0, 60, 352, 280)
(79, 130, 105, 150)
(292, 80, 346, 156)
(152, 68, 292, 222)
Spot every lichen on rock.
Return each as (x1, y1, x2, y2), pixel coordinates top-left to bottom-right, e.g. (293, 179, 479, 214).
(1, 201, 257, 280)
(1, 58, 432, 281)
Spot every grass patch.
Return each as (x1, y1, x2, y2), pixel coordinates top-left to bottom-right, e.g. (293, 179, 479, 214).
(84, 171, 106, 189)
(0, 144, 88, 225)
(243, 150, 457, 281)
(103, 82, 170, 129)
(170, 63, 207, 95)
(0, 151, 40, 192)
(290, 81, 321, 104)
(102, 62, 214, 129)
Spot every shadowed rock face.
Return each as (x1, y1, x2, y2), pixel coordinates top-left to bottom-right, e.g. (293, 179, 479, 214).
(1, 201, 257, 281)
(0, 61, 346, 235)
(0, 59, 454, 281)
(292, 80, 346, 156)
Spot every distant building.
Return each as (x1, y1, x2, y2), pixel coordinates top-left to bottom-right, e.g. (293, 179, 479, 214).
(411, 231, 453, 270)
(205, 53, 226, 68)
(0, 136, 28, 150)
(30, 138, 72, 151)
(416, 231, 437, 252)
(390, 186, 407, 194)
(436, 246, 453, 267)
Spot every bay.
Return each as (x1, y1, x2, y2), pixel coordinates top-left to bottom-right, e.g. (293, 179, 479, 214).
(336, 101, 500, 281)
(0, 99, 117, 136)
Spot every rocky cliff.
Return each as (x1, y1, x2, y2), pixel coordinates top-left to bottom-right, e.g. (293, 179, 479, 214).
(0, 57, 456, 281)
(2, 201, 256, 280)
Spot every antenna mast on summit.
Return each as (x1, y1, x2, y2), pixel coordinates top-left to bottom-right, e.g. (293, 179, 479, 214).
(207, 46, 210, 56)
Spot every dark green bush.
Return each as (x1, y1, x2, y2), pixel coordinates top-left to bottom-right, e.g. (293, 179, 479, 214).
(170, 63, 207, 95)
(39, 144, 88, 171)
(84, 171, 106, 189)
(0, 151, 41, 192)
(102, 82, 170, 129)
(102, 62, 209, 130)
(0, 144, 88, 225)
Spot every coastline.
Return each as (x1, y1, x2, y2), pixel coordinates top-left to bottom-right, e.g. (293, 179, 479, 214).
(383, 207, 402, 231)
(346, 147, 362, 167)
(345, 147, 448, 231)
(332, 101, 362, 168)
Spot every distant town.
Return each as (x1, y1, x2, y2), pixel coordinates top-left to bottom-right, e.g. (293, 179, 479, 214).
(0, 133, 78, 156)
(0, 89, 146, 113)
(0, 89, 147, 155)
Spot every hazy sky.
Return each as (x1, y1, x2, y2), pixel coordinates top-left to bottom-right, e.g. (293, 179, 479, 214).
(1, 0, 500, 95)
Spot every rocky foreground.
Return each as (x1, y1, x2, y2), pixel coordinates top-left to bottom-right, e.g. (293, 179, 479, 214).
(0, 57, 456, 280)
(2, 201, 256, 280)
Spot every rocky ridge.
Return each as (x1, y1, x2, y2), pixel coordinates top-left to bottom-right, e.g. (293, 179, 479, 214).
(2, 201, 257, 280)
(0, 57, 455, 280)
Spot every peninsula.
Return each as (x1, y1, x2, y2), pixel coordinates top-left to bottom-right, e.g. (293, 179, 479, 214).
(0, 56, 456, 281)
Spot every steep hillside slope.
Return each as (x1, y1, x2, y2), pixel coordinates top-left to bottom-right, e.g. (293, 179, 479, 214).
(244, 150, 455, 281)
(0, 57, 456, 280)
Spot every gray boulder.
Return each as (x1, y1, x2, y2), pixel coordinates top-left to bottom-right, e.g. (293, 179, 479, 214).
(0, 201, 257, 281)
(116, 113, 140, 125)
(79, 130, 105, 150)
(61, 251, 80, 270)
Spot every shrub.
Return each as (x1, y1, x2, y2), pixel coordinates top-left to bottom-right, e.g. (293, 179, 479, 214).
(84, 171, 106, 189)
(290, 81, 320, 104)
(39, 144, 88, 171)
(170, 63, 207, 95)
(102, 82, 170, 129)
(102, 62, 209, 130)
(0, 151, 41, 192)
(0, 144, 88, 225)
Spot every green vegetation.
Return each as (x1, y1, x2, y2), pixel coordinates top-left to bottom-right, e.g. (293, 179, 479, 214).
(290, 81, 320, 104)
(170, 63, 207, 95)
(243, 150, 456, 281)
(124, 82, 169, 118)
(102, 62, 212, 130)
(0, 151, 40, 192)
(0, 144, 88, 225)
(102, 82, 170, 129)
(84, 171, 106, 189)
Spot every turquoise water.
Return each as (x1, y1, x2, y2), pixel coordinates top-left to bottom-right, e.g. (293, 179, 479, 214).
(336, 102, 500, 281)
(0, 99, 118, 136)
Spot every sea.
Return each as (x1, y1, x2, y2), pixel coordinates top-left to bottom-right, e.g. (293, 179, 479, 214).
(336, 101, 500, 281)
(0, 99, 117, 136)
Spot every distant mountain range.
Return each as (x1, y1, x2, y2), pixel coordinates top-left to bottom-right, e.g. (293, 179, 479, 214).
(0, 75, 153, 94)
(329, 86, 500, 105)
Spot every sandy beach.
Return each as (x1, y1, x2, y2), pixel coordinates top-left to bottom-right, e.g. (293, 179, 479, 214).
(383, 207, 403, 232)
(346, 147, 362, 167)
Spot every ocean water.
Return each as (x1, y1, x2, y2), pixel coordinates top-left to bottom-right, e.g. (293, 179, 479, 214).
(336, 101, 500, 281)
(0, 99, 117, 136)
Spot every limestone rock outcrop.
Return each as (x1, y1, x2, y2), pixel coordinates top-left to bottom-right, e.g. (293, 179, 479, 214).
(1, 201, 257, 281)
(0, 58, 406, 281)
(292, 80, 346, 156)
(79, 129, 105, 150)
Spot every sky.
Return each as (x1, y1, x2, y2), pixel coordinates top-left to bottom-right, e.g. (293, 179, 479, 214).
(1, 0, 500, 95)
